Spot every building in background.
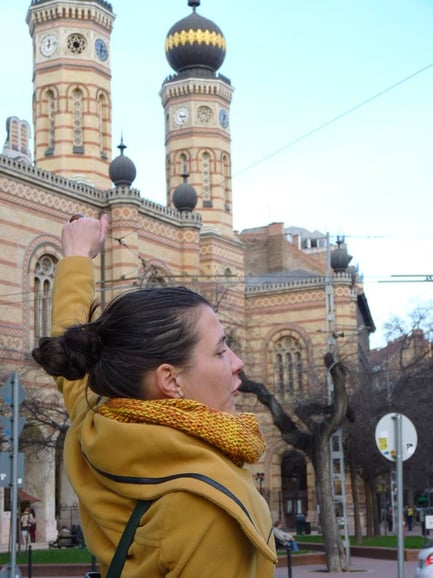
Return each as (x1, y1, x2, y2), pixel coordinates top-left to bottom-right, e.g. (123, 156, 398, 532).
(0, 0, 374, 542)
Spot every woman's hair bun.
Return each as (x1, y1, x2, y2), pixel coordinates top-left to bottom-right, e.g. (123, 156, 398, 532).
(63, 324, 102, 377)
(32, 323, 102, 380)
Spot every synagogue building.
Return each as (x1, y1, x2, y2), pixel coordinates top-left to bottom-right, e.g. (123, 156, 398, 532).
(0, 0, 375, 542)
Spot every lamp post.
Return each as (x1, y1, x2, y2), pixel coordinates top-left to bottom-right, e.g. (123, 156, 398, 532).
(255, 472, 265, 495)
(291, 473, 300, 516)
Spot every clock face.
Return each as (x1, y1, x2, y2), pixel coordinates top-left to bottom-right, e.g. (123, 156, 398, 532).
(219, 108, 229, 129)
(40, 34, 58, 57)
(174, 107, 189, 126)
(95, 38, 108, 62)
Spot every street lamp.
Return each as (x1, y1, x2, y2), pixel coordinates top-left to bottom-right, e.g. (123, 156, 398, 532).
(255, 472, 265, 495)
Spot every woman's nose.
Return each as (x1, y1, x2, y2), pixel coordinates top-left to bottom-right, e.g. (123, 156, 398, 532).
(230, 349, 244, 373)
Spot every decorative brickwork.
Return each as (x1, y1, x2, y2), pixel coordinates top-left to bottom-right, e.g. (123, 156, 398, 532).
(0, 1, 374, 544)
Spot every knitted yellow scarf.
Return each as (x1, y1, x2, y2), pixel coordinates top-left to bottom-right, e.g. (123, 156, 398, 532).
(96, 398, 265, 467)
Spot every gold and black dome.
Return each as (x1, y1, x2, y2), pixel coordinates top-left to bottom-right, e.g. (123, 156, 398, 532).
(165, 0, 226, 75)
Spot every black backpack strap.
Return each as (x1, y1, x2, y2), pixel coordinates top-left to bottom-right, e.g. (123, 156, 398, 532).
(106, 499, 155, 578)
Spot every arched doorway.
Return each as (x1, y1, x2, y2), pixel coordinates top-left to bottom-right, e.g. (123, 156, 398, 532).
(281, 450, 307, 530)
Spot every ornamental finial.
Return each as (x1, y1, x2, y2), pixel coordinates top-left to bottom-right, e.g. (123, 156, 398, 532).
(188, 0, 200, 11)
(117, 133, 126, 155)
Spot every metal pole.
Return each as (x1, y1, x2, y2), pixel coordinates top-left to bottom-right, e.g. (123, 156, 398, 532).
(28, 544, 32, 578)
(286, 546, 292, 578)
(394, 414, 404, 578)
(325, 233, 350, 567)
(10, 372, 19, 578)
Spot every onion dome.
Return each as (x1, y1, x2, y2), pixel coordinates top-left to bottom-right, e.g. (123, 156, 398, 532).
(172, 170, 198, 212)
(331, 237, 353, 273)
(165, 0, 226, 74)
(109, 138, 137, 187)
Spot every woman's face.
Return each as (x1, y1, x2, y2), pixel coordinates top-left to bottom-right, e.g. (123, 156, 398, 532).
(176, 305, 244, 413)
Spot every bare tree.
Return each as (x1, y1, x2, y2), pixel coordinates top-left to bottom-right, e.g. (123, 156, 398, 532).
(0, 368, 68, 455)
(20, 386, 69, 454)
(347, 308, 433, 537)
(240, 353, 350, 572)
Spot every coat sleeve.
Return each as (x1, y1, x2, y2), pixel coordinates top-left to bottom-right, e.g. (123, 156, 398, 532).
(51, 256, 96, 419)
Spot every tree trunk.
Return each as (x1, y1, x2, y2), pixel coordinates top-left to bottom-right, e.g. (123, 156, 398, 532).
(239, 353, 350, 572)
(313, 431, 348, 571)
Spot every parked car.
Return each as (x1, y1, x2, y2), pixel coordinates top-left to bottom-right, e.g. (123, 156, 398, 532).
(415, 542, 433, 577)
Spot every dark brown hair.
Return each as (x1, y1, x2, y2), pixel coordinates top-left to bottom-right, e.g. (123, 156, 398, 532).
(32, 286, 210, 398)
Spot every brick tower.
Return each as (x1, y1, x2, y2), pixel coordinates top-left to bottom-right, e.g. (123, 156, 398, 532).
(26, 0, 115, 189)
(160, 0, 235, 239)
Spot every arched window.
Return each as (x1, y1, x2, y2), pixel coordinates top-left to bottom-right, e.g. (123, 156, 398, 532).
(170, 152, 189, 206)
(19, 122, 29, 155)
(34, 255, 57, 343)
(48, 90, 56, 154)
(286, 352, 294, 389)
(8, 117, 19, 150)
(3, 116, 32, 163)
(274, 336, 304, 397)
(200, 151, 212, 207)
(222, 153, 231, 211)
(281, 450, 308, 529)
(41, 89, 56, 155)
(97, 94, 103, 153)
(295, 351, 303, 389)
(97, 93, 107, 159)
(72, 88, 84, 153)
(276, 353, 284, 392)
(179, 152, 188, 174)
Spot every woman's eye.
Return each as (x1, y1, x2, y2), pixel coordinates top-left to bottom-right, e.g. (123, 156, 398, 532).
(217, 349, 227, 357)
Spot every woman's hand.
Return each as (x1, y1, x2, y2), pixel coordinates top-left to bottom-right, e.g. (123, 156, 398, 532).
(62, 213, 110, 258)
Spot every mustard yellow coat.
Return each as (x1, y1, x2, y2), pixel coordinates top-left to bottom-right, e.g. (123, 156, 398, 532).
(52, 257, 277, 578)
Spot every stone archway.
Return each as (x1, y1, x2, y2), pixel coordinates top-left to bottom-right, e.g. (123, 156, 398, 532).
(281, 449, 307, 530)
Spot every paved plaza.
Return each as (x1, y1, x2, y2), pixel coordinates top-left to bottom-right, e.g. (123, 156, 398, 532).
(275, 555, 418, 578)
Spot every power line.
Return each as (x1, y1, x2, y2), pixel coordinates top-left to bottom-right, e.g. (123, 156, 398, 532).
(379, 275, 433, 284)
(232, 61, 433, 179)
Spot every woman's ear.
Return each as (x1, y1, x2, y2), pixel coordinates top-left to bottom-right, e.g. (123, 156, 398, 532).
(154, 363, 183, 398)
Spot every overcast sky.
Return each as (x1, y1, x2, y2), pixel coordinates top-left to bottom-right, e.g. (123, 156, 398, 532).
(2, 0, 433, 347)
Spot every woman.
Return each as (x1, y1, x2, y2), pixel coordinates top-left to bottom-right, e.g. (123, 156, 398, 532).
(20, 507, 34, 549)
(272, 520, 299, 551)
(32, 214, 276, 577)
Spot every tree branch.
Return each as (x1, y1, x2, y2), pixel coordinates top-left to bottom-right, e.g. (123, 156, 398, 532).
(324, 352, 348, 433)
(239, 372, 313, 455)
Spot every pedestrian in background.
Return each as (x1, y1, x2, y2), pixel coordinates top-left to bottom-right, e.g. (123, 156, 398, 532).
(20, 507, 34, 550)
(386, 503, 393, 532)
(272, 520, 299, 551)
(404, 504, 414, 531)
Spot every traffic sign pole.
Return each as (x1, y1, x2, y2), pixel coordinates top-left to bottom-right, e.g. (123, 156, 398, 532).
(0, 373, 26, 578)
(11, 372, 21, 578)
(375, 412, 417, 578)
(394, 414, 404, 578)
